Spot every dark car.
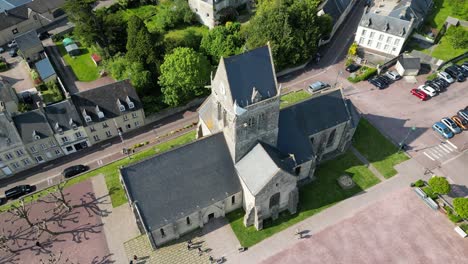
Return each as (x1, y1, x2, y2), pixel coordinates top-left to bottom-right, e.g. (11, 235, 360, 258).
(456, 73, 466, 82)
(433, 78, 449, 88)
(5, 185, 33, 200)
(346, 64, 360, 73)
(454, 65, 468, 77)
(22, 92, 34, 104)
(0, 197, 6, 205)
(8, 48, 18, 57)
(37, 31, 50, 40)
(425, 80, 444, 92)
(378, 75, 393, 84)
(368, 77, 388, 89)
(62, 165, 89, 178)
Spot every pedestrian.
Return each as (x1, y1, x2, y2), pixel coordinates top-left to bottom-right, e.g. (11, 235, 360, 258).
(198, 247, 203, 256)
(187, 244, 191, 250)
(133, 255, 138, 261)
(296, 228, 302, 239)
(188, 239, 192, 246)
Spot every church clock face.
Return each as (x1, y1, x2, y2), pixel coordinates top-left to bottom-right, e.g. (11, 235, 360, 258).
(219, 82, 225, 95)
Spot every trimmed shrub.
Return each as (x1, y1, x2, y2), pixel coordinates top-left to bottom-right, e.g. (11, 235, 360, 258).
(422, 186, 438, 199)
(448, 212, 463, 223)
(345, 58, 354, 67)
(414, 179, 425, 188)
(460, 223, 468, 232)
(428, 176, 450, 195)
(347, 66, 377, 83)
(454, 197, 468, 219)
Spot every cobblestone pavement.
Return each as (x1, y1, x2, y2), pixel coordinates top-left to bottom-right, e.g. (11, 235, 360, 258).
(124, 233, 212, 264)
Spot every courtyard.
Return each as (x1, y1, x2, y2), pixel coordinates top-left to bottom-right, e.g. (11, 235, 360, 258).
(261, 187, 468, 264)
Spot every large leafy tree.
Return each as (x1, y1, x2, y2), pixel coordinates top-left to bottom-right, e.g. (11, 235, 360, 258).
(428, 176, 450, 195)
(159, 47, 211, 106)
(96, 10, 128, 56)
(244, 0, 331, 70)
(200, 22, 245, 62)
(104, 55, 153, 95)
(126, 16, 160, 66)
(453, 198, 468, 219)
(64, 0, 100, 45)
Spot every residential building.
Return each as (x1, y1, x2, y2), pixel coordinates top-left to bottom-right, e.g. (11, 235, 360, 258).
(395, 55, 421, 76)
(0, 113, 31, 178)
(188, 0, 249, 28)
(120, 45, 360, 248)
(45, 100, 90, 155)
(14, 29, 43, 62)
(0, 0, 66, 46)
(0, 78, 19, 114)
(13, 110, 63, 166)
(355, 0, 433, 56)
(71, 80, 145, 145)
(318, 0, 357, 45)
(35, 57, 57, 83)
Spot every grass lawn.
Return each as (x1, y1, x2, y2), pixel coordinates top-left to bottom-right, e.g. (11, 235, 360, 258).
(352, 118, 409, 178)
(279, 90, 311, 109)
(431, 34, 468, 61)
(227, 151, 380, 247)
(55, 42, 99, 82)
(163, 25, 208, 52)
(425, 0, 467, 30)
(0, 131, 197, 213)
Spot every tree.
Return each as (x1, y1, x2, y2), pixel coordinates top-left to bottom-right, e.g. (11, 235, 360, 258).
(153, 0, 195, 32)
(348, 42, 358, 56)
(453, 198, 468, 219)
(159, 47, 211, 106)
(104, 55, 154, 95)
(96, 10, 128, 56)
(200, 22, 245, 62)
(428, 176, 451, 195)
(446, 26, 468, 49)
(64, 0, 100, 45)
(126, 16, 160, 66)
(244, 0, 328, 70)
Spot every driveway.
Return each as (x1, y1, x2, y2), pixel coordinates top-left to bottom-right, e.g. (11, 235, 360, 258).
(0, 49, 35, 94)
(262, 188, 468, 264)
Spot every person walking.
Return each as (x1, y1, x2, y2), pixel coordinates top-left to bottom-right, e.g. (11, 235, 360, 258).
(198, 247, 203, 256)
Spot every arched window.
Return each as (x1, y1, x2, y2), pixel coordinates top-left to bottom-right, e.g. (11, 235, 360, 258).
(327, 129, 336, 147)
(231, 195, 236, 205)
(160, 228, 165, 237)
(186, 217, 191, 225)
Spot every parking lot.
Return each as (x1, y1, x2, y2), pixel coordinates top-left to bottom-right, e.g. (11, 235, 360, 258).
(0, 48, 35, 94)
(343, 69, 468, 169)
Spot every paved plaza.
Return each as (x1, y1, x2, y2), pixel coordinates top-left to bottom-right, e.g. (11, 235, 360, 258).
(262, 188, 468, 264)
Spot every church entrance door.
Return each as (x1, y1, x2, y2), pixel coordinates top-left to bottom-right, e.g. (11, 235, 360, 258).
(269, 192, 280, 209)
(208, 213, 215, 220)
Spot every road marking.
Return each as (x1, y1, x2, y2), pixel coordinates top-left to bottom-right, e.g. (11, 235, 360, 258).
(447, 140, 458, 149)
(431, 148, 444, 157)
(97, 159, 103, 166)
(423, 152, 436, 161)
(437, 145, 451, 154)
(439, 143, 453, 152)
(429, 149, 442, 159)
(47, 177, 53, 185)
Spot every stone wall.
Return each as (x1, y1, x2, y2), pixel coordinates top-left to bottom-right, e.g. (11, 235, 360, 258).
(144, 97, 206, 125)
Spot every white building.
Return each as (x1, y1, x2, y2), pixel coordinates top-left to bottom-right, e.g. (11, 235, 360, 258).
(354, 0, 432, 56)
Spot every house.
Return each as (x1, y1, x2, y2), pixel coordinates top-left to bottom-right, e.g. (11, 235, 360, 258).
(14, 30, 43, 62)
(0, 78, 19, 114)
(395, 55, 420, 76)
(71, 80, 145, 145)
(188, 0, 250, 28)
(318, 0, 357, 45)
(45, 100, 90, 155)
(120, 45, 359, 248)
(354, 0, 433, 56)
(35, 57, 57, 83)
(0, 0, 67, 46)
(13, 109, 63, 165)
(0, 113, 31, 178)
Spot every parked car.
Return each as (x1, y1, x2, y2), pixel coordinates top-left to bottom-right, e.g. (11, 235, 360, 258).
(37, 31, 51, 40)
(378, 75, 393, 84)
(438, 71, 454, 83)
(8, 48, 18, 57)
(368, 77, 388, 89)
(441, 117, 462, 134)
(346, 63, 360, 73)
(445, 66, 460, 78)
(433, 78, 449, 88)
(455, 73, 466, 82)
(461, 64, 468, 72)
(410, 88, 427, 101)
(62, 164, 89, 178)
(417, 85, 437, 97)
(454, 65, 468, 77)
(307, 81, 330, 93)
(425, 80, 444, 93)
(452, 116, 468, 130)
(385, 70, 401, 80)
(458, 110, 468, 122)
(5, 185, 33, 200)
(0, 197, 6, 205)
(432, 122, 454, 139)
(7, 40, 17, 48)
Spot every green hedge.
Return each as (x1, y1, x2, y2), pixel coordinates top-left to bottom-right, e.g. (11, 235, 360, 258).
(0, 62, 8, 72)
(422, 186, 438, 199)
(347, 66, 377, 83)
(414, 179, 425, 187)
(460, 223, 468, 232)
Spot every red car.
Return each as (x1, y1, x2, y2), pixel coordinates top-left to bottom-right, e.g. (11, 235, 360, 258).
(410, 88, 428, 101)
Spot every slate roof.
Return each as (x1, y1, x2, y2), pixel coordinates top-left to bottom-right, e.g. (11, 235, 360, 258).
(387, 0, 432, 26)
(35, 57, 55, 80)
(0, 0, 31, 12)
(13, 109, 54, 144)
(26, 0, 65, 14)
(120, 133, 241, 230)
(45, 100, 82, 133)
(277, 89, 352, 164)
(0, 113, 23, 150)
(0, 79, 18, 103)
(236, 143, 294, 195)
(222, 46, 278, 107)
(71, 80, 142, 124)
(397, 56, 420, 70)
(359, 12, 411, 38)
(0, 5, 29, 30)
(320, 0, 353, 24)
(15, 30, 42, 52)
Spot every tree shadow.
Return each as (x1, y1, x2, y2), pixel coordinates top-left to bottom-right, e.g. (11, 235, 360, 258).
(447, 184, 468, 198)
(91, 253, 115, 264)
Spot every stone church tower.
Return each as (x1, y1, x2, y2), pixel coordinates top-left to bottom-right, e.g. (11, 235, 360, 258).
(198, 45, 281, 162)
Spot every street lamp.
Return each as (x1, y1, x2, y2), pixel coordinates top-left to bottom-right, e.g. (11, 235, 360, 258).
(399, 126, 416, 151)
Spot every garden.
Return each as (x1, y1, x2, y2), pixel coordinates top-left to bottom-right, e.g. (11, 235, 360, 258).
(346, 66, 377, 83)
(279, 90, 312, 109)
(54, 40, 100, 82)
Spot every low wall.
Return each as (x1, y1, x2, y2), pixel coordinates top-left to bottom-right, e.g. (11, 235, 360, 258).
(144, 97, 206, 124)
(276, 59, 311, 77)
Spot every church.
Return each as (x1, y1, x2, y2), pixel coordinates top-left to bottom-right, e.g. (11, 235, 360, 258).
(120, 45, 360, 248)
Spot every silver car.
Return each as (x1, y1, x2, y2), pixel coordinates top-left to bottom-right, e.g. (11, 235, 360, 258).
(385, 71, 401, 81)
(307, 81, 330, 93)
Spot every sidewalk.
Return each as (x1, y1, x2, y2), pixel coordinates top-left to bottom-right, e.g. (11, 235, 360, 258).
(350, 146, 387, 181)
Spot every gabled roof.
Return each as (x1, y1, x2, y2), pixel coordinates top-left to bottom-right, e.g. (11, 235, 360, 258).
(45, 99, 82, 133)
(0, 78, 18, 103)
(26, 0, 65, 14)
(236, 142, 294, 195)
(0, 0, 31, 12)
(397, 56, 420, 70)
(0, 5, 29, 31)
(0, 0, 65, 30)
(35, 57, 55, 80)
(120, 133, 241, 230)
(0, 113, 23, 150)
(320, 0, 353, 24)
(359, 12, 411, 38)
(222, 46, 278, 107)
(13, 109, 54, 144)
(277, 89, 353, 164)
(71, 80, 141, 124)
(15, 30, 42, 52)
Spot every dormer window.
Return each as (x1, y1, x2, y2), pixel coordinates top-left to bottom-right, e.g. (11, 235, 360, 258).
(54, 122, 63, 134)
(32, 130, 41, 140)
(117, 99, 126, 112)
(96, 105, 105, 119)
(126, 96, 135, 109)
(69, 118, 77, 130)
(82, 109, 92, 123)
